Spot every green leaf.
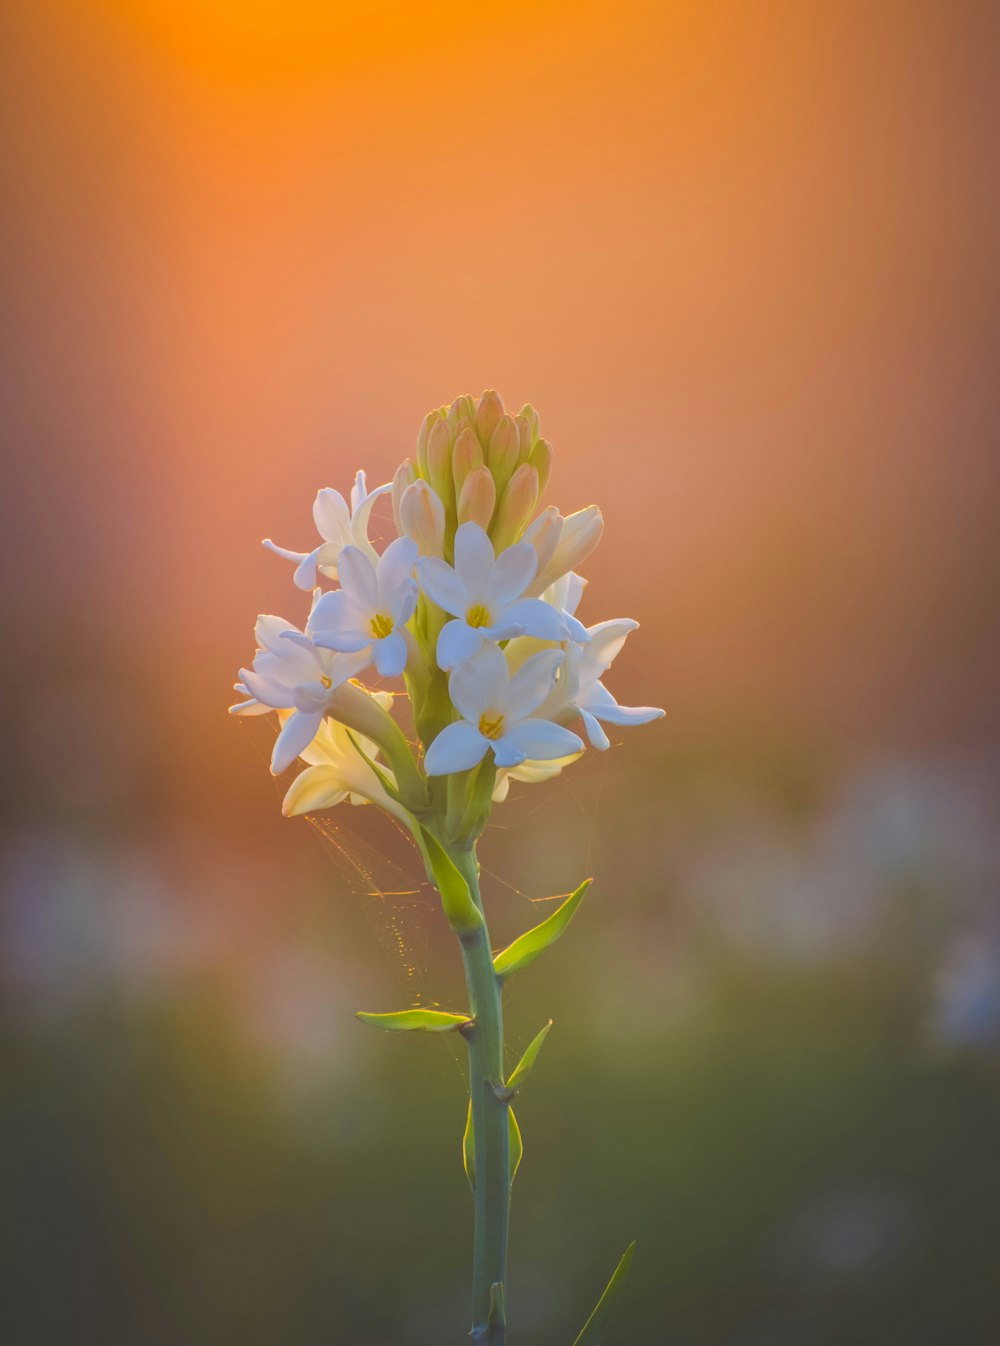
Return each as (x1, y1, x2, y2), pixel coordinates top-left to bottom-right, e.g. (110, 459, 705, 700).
(507, 1020, 553, 1090)
(570, 1242, 636, 1346)
(462, 1102, 524, 1190)
(345, 729, 405, 805)
(356, 1009, 472, 1033)
(420, 827, 484, 932)
(493, 879, 591, 980)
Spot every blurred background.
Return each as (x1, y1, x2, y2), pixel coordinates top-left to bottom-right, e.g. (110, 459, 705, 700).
(2, 1, 999, 1342)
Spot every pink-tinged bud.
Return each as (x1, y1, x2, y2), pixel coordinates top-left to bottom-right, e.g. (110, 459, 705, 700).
(487, 414, 521, 483)
(426, 419, 455, 509)
(515, 414, 534, 461)
(452, 425, 484, 494)
(534, 505, 604, 592)
(518, 403, 541, 445)
(416, 410, 443, 475)
(391, 458, 418, 533)
(529, 437, 553, 493)
(522, 505, 561, 575)
(457, 464, 497, 530)
(476, 389, 504, 442)
(399, 479, 446, 556)
(491, 462, 539, 551)
(448, 394, 477, 431)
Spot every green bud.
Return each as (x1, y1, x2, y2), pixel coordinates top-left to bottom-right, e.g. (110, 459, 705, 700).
(476, 389, 504, 442)
(491, 462, 539, 551)
(529, 438, 553, 493)
(487, 414, 521, 484)
(452, 425, 484, 494)
(517, 402, 541, 445)
(457, 464, 496, 530)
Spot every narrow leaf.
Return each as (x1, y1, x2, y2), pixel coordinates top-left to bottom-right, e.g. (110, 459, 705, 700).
(493, 879, 591, 980)
(507, 1020, 553, 1090)
(345, 729, 404, 804)
(421, 827, 484, 932)
(463, 1102, 524, 1189)
(356, 1009, 471, 1033)
(570, 1242, 636, 1346)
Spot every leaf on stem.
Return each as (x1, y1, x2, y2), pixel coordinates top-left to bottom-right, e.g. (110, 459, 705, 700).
(570, 1242, 636, 1346)
(356, 1009, 472, 1033)
(507, 1020, 553, 1090)
(420, 827, 484, 932)
(492, 879, 591, 980)
(462, 1101, 524, 1190)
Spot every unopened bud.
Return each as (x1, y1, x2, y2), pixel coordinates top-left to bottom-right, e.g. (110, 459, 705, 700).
(391, 458, 418, 533)
(487, 414, 521, 485)
(457, 465, 497, 530)
(529, 438, 553, 493)
(515, 414, 534, 461)
(448, 394, 478, 431)
(416, 410, 443, 475)
(476, 389, 504, 443)
(426, 419, 455, 509)
(534, 505, 604, 592)
(521, 505, 561, 575)
(518, 403, 541, 445)
(452, 425, 484, 494)
(491, 462, 539, 551)
(399, 479, 446, 556)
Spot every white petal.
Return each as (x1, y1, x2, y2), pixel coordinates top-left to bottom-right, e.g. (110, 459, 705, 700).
(228, 696, 271, 716)
(271, 710, 323, 774)
(282, 765, 350, 816)
(350, 480, 391, 553)
(293, 681, 334, 714)
(503, 649, 563, 719)
(262, 539, 307, 565)
(437, 619, 484, 672)
(255, 614, 296, 652)
(496, 597, 571, 643)
(349, 469, 368, 513)
(494, 719, 584, 766)
(486, 542, 537, 608)
(424, 720, 489, 776)
(376, 536, 419, 606)
(579, 619, 639, 683)
(293, 546, 326, 591)
(453, 522, 495, 594)
(240, 666, 295, 709)
(579, 680, 665, 727)
(313, 488, 351, 543)
(373, 631, 408, 677)
(491, 772, 512, 802)
(307, 590, 370, 652)
(450, 642, 509, 719)
(580, 708, 611, 750)
(392, 580, 419, 627)
(417, 556, 468, 616)
(337, 545, 379, 612)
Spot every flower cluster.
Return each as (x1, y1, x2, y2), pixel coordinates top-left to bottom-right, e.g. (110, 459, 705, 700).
(231, 391, 663, 842)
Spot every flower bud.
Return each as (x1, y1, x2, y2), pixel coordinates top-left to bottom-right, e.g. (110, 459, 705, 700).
(529, 437, 553, 493)
(487, 414, 521, 485)
(391, 458, 418, 533)
(534, 504, 604, 592)
(416, 410, 443, 476)
(448, 394, 478, 431)
(426, 418, 455, 509)
(515, 414, 534, 461)
(518, 403, 541, 446)
(457, 464, 497, 530)
(399, 479, 446, 556)
(521, 505, 561, 575)
(476, 389, 504, 443)
(491, 462, 539, 551)
(452, 425, 484, 494)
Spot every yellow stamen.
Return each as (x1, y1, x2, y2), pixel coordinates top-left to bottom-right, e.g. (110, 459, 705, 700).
(466, 603, 492, 629)
(370, 612, 394, 639)
(320, 675, 333, 689)
(478, 712, 505, 741)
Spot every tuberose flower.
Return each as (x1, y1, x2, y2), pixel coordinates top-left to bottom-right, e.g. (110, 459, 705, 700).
(308, 537, 419, 678)
(424, 643, 584, 775)
(263, 470, 390, 590)
(230, 611, 369, 773)
(543, 618, 665, 750)
(417, 522, 586, 671)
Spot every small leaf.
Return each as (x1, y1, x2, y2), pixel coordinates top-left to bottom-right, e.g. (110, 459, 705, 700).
(493, 879, 591, 980)
(356, 1009, 471, 1033)
(463, 1102, 524, 1189)
(570, 1242, 636, 1346)
(345, 729, 404, 804)
(420, 827, 484, 932)
(507, 1020, 553, 1090)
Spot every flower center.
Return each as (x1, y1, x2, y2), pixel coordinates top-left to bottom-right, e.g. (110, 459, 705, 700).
(478, 711, 505, 741)
(466, 603, 492, 629)
(320, 675, 333, 689)
(369, 611, 394, 639)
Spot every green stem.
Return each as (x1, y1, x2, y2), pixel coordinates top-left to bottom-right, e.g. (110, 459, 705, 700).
(452, 845, 509, 1344)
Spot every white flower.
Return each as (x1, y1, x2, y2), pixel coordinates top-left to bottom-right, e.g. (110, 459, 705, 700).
(308, 537, 419, 678)
(279, 695, 410, 823)
(522, 505, 604, 595)
(416, 522, 587, 671)
(263, 470, 390, 591)
(424, 643, 584, 776)
(544, 619, 664, 750)
(492, 751, 583, 802)
(230, 612, 369, 774)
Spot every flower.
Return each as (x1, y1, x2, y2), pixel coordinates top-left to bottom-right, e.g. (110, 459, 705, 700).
(522, 505, 604, 595)
(278, 695, 410, 824)
(308, 537, 419, 678)
(230, 611, 369, 773)
(543, 618, 664, 750)
(424, 643, 584, 775)
(417, 522, 587, 671)
(492, 751, 583, 802)
(263, 470, 390, 590)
